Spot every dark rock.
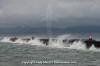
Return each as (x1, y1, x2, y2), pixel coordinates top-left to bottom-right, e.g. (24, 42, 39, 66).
(10, 37, 18, 42)
(22, 38, 31, 42)
(39, 39, 49, 45)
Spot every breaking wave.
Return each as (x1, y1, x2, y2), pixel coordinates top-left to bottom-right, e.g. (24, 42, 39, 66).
(0, 34, 100, 52)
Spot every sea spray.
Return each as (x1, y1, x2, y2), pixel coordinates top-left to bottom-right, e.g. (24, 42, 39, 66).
(0, 37, 12, 43)
(48, 35, 72, 48)
(1, 34, 100, 52)
(69, 41, 86, 50)
(89, 45, 100, 52)
(28, 38, 45, 46)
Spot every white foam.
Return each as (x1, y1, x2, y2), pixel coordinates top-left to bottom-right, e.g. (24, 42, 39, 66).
(0, 34, 100, 52)
(14, 39, 25, 44)
(89, 45, 100, 52)
(0, 37, 12, 43)
(48, 39, 65, 48)
(69, 41, 86, 50)
(47, 35, 71, 48)
(27, 38, 45, 46)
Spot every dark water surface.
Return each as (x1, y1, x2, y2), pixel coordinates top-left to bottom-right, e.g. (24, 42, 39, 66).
(0, 42, 100, 66)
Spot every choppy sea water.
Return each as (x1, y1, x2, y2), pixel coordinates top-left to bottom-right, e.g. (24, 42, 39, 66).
(0, 34, 100, 66)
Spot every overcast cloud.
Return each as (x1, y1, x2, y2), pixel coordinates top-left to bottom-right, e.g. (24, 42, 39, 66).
(0, 0, 100, 28)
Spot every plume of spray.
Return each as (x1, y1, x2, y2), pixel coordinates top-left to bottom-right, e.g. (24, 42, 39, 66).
(48, 34, 73, 48)
(69, 41, 86, 50)
(89, 45, 100, 52)
(0, 37, 12, 43)
(1, 35, 100, 52)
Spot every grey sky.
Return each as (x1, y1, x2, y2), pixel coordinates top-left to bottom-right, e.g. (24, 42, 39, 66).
(0, 0, 100, 28)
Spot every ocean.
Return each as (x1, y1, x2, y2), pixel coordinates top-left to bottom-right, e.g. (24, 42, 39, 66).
(0, 34, 100, 66)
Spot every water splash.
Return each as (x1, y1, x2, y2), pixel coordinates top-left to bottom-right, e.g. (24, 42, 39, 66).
(1, 34, 100, 52)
